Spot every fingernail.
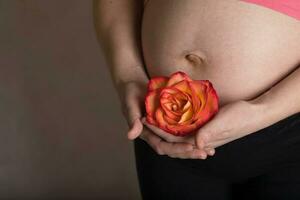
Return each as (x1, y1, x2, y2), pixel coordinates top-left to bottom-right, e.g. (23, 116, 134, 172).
(200, 153, 207, 159)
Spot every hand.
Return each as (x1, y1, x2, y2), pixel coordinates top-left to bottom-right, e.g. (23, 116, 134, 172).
(195, 100, 265, 150)
(117, 81, 147, 140)
(142, 100, 265, 159)
(141, 118, 216, 159)
(139, 126, 210, 159)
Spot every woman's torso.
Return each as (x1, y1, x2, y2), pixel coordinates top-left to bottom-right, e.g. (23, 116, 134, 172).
(141, 0, 300, 107)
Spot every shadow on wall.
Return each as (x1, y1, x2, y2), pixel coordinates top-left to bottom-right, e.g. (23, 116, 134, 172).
(0, 1, 140, 199)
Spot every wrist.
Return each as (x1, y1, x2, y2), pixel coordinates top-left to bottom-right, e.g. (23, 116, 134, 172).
(114, 71, 148, 91)
(247, 92, 271, 115)
(241, 98, 283, 136)
(113, 73, 149, 105)
(110, 64, 149, 87)
(247, 91, 298, 128)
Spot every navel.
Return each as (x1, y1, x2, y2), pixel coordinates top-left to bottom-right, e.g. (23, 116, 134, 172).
(184, 50, 207, 67)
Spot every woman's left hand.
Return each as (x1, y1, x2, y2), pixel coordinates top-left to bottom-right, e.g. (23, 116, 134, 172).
(142, 100, 266, 159)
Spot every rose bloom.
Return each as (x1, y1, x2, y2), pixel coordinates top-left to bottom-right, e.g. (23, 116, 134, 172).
(145, 71, 219, 136)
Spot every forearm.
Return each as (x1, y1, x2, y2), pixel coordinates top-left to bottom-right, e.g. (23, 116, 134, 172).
(93, 0, 148, 89)
(250, 64, 300, 123)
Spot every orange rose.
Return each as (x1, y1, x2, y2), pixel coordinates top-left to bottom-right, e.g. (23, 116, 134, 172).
(145, 71, 219, 136)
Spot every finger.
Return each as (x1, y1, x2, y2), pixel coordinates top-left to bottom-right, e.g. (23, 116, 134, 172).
(205, 139, 230, 150)
(127, 118, 143, 140)
(142, 117, 193, 143)
(204, 147, 216, 156)
(140, 129, 194, 155)
(142, 119, 213, 156)
(195, 131, 211, 150)
(158, 140, 194, 155)
(126, 93, 143, 139)
(127, 97, 141, 125)
(140, 129, 210, 159)
(195, 136, 206, 150)
(192, 144, 215, 156)
(139, 129, 163, 153)
(170, 148, 208, 159)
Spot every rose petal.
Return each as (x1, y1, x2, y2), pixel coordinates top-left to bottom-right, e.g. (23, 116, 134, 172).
(160, 95, 182, 117)
(182, 100, 191, 112)
(162, 106, 181, 121)
(178, 106, 194, 124)
(193, 81, 219, 125)
(171, 80, 201, 112)
(174, 98, 185, 109)
(160, 87, 188, 102)
(172, 80, 191, 93)
(146, 115, 157, 125)
(173, 94, 188, 108)
(163, 102, 173, 111)
(160, 87, 190, 115)
(166, 123, 198, 136)
(189, 81, 207, 113)
(145, 90, 160, 125)
(163, 114, 178, 125)
(160, 102, 182, 121)
(148, 76, 168, 91)
(157, 108, 202, 136)
(155, 107, 171, 131)
(166, 71, 192, 87)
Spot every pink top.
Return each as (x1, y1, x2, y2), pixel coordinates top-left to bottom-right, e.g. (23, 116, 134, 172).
(241, 0, 300, 20)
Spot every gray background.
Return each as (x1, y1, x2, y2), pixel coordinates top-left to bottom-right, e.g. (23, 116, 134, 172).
(0, 1, 140, 199)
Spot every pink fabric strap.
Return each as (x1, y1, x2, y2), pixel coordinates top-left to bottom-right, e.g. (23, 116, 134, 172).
(241, 0, 300, 20)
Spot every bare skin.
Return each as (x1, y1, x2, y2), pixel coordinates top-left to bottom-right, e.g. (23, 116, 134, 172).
(136, 0, 300, 158)
(142, 0, 300, 106)
(94, 0, 300, 159)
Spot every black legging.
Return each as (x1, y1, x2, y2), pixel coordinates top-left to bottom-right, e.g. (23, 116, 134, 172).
(134, 111, 300, 200)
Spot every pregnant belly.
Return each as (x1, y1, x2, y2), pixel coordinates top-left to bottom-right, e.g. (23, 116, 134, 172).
(141, 0, 300, 107)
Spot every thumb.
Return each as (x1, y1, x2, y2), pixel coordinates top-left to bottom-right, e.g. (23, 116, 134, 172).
(126, 92, 144, 140)
(127, 118, 143, 140)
